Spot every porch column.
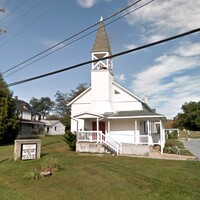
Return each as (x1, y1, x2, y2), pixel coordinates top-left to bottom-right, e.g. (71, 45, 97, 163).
(108, 120, 110, 134)
(160, 120, 164, 154)
(134, 120, 137, 144)
(96, 117, 99, 142)
(147, 120, 150, 145)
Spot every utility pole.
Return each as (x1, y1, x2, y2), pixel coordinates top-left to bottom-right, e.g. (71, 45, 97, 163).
(0, 7, 6, 33)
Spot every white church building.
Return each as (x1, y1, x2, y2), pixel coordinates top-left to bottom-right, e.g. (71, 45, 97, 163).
(68, 18, 166, 156)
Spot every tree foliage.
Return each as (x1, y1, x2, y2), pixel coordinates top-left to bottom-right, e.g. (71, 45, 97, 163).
(175, 101, 200, 130)
(30, 97, 55, 118)
(63, 130, 76, 151)
(0, 74, 19, 144)
(54, 83, 88, 129)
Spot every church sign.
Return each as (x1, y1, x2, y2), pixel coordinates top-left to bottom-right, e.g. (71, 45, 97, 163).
(14, 139, 41, 161)
(21, 143, 37, 160)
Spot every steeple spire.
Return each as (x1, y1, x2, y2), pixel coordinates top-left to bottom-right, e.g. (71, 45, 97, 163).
(91, 17, 113, 71)
(92, 17, 112, 54)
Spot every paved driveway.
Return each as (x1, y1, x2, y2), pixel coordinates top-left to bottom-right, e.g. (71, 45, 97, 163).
(182, 139, 200, 160)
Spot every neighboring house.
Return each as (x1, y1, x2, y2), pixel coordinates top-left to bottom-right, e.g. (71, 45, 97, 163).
(165, 119, 179, 137)
(68, 18, 166, 155)
(16, 99, 44, 138)
(41, 120, 65, 135)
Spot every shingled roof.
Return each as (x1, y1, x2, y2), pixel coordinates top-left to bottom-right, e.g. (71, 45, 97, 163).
(92, 17, 112, 54)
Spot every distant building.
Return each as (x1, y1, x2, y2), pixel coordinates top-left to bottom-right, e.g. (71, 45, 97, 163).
(68, 18, 166, 156)
(16, 99, 44, 138)
(41, 120, 65, 135)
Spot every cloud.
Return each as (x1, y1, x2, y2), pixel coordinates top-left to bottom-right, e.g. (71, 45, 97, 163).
(130, 41, 200, 118)
(126, 0, 200, 43)
(115, 73, 126, 82)
(39, 37, 65, 50)
(76, 0, 98, 8)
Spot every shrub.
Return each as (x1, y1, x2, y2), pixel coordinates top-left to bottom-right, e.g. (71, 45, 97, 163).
(41, 157, 63, 173)
(63, 130, 76, 151)
(25, 169, 43, 181)
(167, 130, 178, 139)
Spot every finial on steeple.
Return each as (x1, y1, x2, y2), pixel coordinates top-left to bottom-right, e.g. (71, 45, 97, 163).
(100, 16, 103, 22)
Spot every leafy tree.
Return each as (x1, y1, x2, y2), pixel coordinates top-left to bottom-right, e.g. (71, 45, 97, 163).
(63, 130, 76, 151)
(0, 74, 19, 144)
(30, 97, 55, 118)
(54, 83, 88, 129)
(174, 101, 200, 130)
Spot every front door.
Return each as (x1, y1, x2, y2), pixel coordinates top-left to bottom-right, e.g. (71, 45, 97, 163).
(92, 121, 105, 140)
(92, 121, 105, 133)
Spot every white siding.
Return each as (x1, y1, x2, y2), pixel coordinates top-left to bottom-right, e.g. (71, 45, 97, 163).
(22, 112, 32, 120)
(109, 119, 136, 144)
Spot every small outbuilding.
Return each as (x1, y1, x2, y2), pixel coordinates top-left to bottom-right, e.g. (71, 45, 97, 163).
(41, 120, 65, 135)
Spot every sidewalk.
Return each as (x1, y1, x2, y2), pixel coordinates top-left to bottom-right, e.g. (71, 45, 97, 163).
(149, 147, 198, 161)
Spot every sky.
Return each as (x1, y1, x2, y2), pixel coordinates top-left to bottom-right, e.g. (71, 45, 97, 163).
(0, 0, 200, 119)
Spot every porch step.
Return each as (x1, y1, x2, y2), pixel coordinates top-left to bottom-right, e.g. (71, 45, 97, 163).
(102, 143, 117, 155)
(149, 146, 161, 158)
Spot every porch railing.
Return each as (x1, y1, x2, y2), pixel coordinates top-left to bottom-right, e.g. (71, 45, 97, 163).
(77, 131, 122, 155)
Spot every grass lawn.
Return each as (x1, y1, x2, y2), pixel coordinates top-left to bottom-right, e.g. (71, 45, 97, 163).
(179, 130, 200, 139)
(165, 139, 193, 156)
(0, 136, 200, 200)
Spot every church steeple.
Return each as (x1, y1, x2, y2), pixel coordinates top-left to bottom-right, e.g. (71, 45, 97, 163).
(91, 17, 113, 71)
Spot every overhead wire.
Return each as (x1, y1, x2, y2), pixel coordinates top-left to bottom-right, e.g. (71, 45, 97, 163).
(2, 0, 144, 75)
(0, 0, 64, 48)
(3, 0, 12, 7)
(0, 0, 26, 23)
(4, 0, 155, 78)
(7, 27, 200, 87)
(5, 0, 43, 29)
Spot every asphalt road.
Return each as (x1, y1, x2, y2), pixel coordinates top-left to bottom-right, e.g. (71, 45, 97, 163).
(182, 139, 200, 160)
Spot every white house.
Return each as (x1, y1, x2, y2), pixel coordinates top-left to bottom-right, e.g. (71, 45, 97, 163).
(41, 120, 65, 135)
(68, 18, 166, 156)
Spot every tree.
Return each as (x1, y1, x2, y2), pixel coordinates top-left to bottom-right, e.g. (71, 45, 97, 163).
(54, 83, 88, 129)
(0, 74, 19, 144)
(175, 101, 200, 130)
(30, 97, 55, 118)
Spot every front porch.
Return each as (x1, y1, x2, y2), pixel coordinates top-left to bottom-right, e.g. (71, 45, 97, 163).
(73, 112, 165, 156)
(76, 129, 164, 156)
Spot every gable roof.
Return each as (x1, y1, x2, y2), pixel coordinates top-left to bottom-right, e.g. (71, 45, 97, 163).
(113, 81, 145, 103)
(67, 81, 152, 110)
(41, 120, 65, 127)
(107, 110, 166, 120)
(67, 87, 91, 106)
(16, 99, 39, 114)
(92, 18, 112, 54)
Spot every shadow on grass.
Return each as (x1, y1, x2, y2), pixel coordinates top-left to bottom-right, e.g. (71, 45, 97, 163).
(40, 153, 49, 158)
(0, 158, 9, 163)
(42, 140, 60, 147)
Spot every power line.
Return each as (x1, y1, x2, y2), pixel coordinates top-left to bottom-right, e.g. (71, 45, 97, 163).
(0, 0, 64, 48)
(0, 0, 26, 23)
(5, 0, 43, 29)
(2, 0, 144, 75)
(4, 0, 154, 78)
(7, 27, 200, 87)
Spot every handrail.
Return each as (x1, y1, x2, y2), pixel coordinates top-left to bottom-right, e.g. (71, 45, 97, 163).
(101, 132, 122, 155)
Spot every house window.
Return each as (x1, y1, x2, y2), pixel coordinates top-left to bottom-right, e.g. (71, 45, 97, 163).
(55, 126, 57, 131)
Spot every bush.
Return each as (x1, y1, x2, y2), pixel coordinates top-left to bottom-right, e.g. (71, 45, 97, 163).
(63, 130, 76, 151)
(167, 130, 178, 139)
(164, 142, 180, 154)
(41, 157, 63, 173)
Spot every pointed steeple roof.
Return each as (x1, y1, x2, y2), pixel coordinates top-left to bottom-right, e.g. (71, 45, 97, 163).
(92, 17, 112, 54)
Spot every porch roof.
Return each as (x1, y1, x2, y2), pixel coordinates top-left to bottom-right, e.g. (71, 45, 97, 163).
(107, 110, 166, 120)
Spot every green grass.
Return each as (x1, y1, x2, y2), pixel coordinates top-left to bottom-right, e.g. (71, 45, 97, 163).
(165, 139, 193, 156)
(0, 136, 200, 200)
